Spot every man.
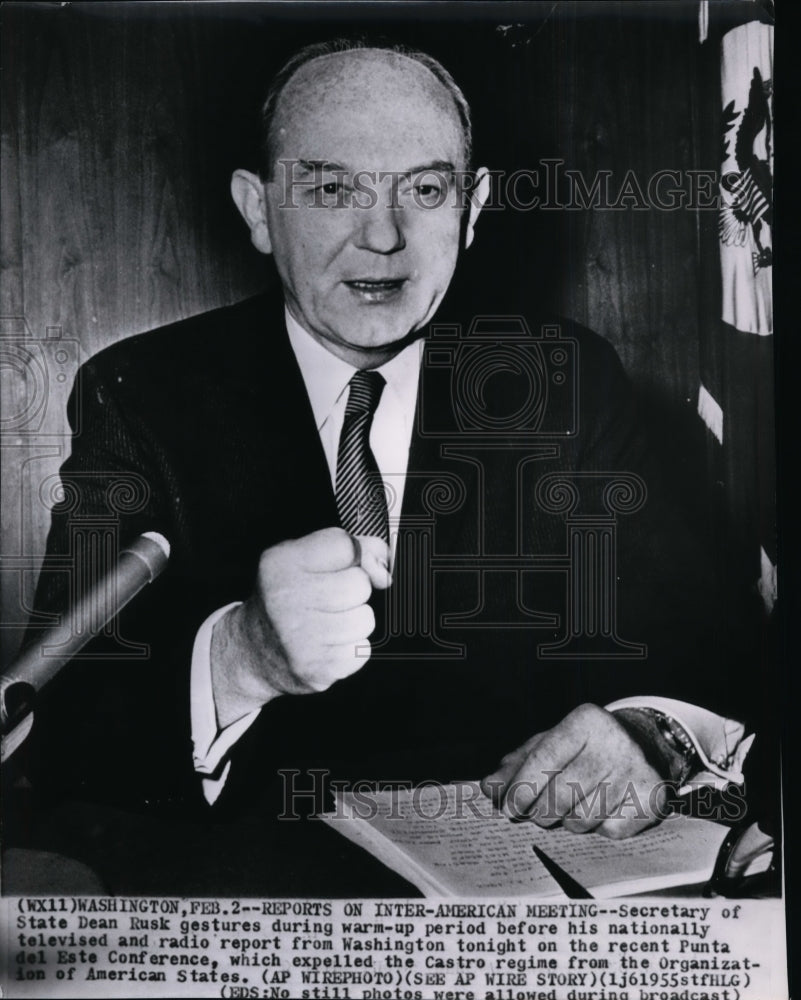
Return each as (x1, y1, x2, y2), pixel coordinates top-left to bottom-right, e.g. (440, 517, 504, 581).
(14, 39, 759, 895)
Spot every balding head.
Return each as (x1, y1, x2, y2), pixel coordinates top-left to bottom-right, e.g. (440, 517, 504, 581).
(259, 40, 473, 179)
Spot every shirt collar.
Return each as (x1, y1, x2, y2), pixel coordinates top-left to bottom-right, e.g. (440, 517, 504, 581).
(285, 307, 424, 431)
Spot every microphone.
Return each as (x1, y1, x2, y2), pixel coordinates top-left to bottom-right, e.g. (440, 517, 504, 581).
(0, 531, 171, 753)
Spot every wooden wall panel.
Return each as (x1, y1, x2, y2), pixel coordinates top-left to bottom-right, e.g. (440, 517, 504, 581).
(0, 5, 269, 664)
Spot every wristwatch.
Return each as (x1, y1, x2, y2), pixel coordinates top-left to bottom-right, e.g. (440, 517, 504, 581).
(613, 706, 699, 786)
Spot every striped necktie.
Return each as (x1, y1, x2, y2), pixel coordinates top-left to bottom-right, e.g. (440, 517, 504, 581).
(335, 370, 389, 544)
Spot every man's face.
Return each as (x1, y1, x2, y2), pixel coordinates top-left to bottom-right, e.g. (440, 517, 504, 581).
(236, 50, 482, 367)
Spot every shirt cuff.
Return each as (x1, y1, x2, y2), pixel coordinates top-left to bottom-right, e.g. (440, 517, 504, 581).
(190, 602, 260, 805)
(605, 695, 755, 791)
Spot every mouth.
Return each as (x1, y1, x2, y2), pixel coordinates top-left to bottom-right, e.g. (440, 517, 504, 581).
(344, 279, 407, 303)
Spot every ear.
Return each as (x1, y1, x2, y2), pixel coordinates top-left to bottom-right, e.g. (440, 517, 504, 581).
(230, 169, 273, 255)
(464, 167, 491, 250)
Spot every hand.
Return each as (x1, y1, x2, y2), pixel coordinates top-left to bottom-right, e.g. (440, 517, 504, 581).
(480, 703, 670, 839)
(211, 527, 391, 728)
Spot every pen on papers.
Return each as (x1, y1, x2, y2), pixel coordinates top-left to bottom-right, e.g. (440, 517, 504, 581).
(532, 845, 594, 899)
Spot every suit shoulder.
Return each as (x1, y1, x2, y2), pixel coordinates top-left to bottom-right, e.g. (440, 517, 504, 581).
(82, 293, 279, 386)
(443, 271, 626, 375)
(541, 314, 627, 375)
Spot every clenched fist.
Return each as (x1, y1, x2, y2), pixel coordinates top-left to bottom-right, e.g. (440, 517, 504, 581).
(211, 527, 391, 728)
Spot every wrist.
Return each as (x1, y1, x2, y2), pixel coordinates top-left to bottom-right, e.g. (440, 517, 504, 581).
(210, 599, 283, 729)
(613, 707, 699, 785)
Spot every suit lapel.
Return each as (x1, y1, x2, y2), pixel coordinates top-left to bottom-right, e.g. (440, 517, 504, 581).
(369, 345, 477, 659)
(398, 349, 477, 559)
(242, 295, 340, 548)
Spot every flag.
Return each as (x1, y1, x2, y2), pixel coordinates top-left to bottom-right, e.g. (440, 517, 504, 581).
(697, 5, 775, 614)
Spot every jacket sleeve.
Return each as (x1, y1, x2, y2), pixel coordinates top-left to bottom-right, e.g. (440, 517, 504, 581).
(21, 355, 210, 817)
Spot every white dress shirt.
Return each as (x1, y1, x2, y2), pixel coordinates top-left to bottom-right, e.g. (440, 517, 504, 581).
(191, 310, 752, 805)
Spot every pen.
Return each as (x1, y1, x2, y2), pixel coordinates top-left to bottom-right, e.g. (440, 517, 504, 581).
(532, 844, 594, 899)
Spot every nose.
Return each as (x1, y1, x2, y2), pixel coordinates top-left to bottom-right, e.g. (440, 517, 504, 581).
(354, 201, 406, 254)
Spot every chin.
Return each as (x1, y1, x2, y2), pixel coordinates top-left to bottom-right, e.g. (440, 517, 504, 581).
(342, 317, 421, 348)
(371, 326, 426, 350)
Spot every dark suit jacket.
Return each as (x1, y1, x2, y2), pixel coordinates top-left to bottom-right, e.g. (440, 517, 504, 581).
(10, 283, 763, 894)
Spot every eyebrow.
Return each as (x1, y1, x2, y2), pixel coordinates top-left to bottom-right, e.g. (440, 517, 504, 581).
(296, 160, 348, 175)
(294, 159, 457, 178)
(400, 161, 457, 178)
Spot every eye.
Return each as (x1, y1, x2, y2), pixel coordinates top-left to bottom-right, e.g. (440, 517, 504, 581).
(413, 178, 449, 207)
(312, 178, 352, 207)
